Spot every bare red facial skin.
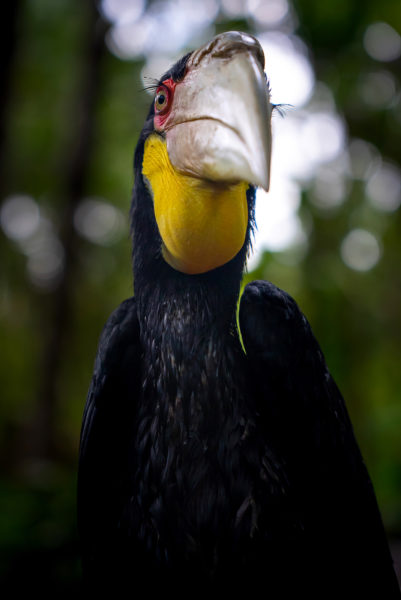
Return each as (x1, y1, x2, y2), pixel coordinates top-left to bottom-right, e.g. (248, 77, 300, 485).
(154, 78, 177, 131)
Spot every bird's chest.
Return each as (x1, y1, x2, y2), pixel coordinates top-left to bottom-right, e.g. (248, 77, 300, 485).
(129, 334, 264, 560)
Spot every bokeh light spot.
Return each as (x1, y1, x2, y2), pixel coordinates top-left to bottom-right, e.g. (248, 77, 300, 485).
(311, 167, 348, 211)
(21, 218, 66, 290)
(0, 195, 40, 241)
(349, 138, 381, 181)
(340, 228, 381, 272)
(301, 112, 345, 165)
(366, 162, 401, 212)
(74, 198, 126, 245)
(359, 70, 397, 109)
(247, 0, 289, 26)
(100, 0, 145, 25)
(363, 22, 401, 62)
(27, 240, 65, 289)
(220, 0, 248, 18)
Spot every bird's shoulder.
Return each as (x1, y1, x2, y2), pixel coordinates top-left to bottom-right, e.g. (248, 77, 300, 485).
(239, 279, 322, 369)
(93, 296, 140, 378)
(238, 279, 350, 442)
(79, 296, 140, 459)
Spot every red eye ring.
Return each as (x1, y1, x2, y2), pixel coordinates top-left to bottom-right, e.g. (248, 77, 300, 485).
(154, 78, 177, 130)
(155, 86, 171, 114)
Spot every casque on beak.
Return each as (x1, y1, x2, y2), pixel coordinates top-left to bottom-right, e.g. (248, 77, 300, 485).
(156, 31, 272, 192)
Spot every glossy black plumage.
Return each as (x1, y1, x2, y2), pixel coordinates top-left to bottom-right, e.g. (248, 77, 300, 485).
(78, 51, 400, 596)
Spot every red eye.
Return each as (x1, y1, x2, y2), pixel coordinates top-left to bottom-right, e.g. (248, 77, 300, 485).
(155, 86, 171, 114)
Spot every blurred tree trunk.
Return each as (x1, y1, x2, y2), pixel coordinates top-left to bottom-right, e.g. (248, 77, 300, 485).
(25, 1, 108, 462)
(0, 0, 21, 195)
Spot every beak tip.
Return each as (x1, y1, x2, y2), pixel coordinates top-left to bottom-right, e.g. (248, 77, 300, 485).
(250, 159, 270, 192)
(258, 179, 270, 193)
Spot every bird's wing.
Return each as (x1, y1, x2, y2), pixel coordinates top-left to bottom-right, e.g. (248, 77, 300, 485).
(239, 280, 400, 595)
(77, 297, 141, 573)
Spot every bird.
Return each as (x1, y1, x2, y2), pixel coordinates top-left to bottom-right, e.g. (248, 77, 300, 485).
(78, 31, 400, 597)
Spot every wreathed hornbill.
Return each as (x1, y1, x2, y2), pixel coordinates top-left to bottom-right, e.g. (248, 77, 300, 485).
(78, 32, 400, 596)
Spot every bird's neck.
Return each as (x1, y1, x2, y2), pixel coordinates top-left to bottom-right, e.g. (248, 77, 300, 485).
(135, 265, 245, 403)
(136, 270, 240, 346)
(135, 272, 248, 462)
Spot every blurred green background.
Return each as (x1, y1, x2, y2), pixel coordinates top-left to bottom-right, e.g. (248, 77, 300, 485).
(1, 0, 400, 592)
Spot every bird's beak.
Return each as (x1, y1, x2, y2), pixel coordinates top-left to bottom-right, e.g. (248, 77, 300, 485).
(160, 32, 272, 191)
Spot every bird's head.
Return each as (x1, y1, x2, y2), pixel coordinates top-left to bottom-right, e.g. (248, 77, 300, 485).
(132, 31, 272, 277)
